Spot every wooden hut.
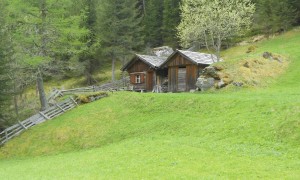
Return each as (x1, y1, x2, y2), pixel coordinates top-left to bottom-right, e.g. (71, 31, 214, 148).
(162, 50, 217, 92)
(121, 54, 168, 92)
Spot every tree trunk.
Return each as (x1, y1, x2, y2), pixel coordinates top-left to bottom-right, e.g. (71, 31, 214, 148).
(40, 0, 47, 56)
(37, 69, 48, 111)
(142, 0, 146, 15)
(85, 60, 93, 85)
(216, 35, 222, 61)
(13, 80, 19, 121)
(111, 55, 116, 82)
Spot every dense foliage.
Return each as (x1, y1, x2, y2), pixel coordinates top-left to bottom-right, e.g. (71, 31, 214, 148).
(0, 0, 12, 127)
(178, 0, 255, 60)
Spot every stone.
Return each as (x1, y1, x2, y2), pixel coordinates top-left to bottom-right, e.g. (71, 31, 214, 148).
(190, 89, 196, 93)
(196, 77, 215, 91)
(243, 62, 250, 68)
(232, 82, 244, 87)
(217, 79, 226, 89)
(252, 35, 265, 42)
(201, 66, 220, 79)
(263, 52, 272, 59)
(212, 65, 224, 71)
(152, 46, 174, 57)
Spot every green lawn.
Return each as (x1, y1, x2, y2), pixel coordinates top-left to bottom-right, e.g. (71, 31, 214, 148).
(0, 28, 299, 179)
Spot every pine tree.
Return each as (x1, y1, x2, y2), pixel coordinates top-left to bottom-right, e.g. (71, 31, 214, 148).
(7, 0, 88, 110)
(0, 0, 12, 126)
(142, 0, 164, 47)
(255, 0, 297, 35)
(162, 0, 181, 48)
(76, 0, 101, 85)
(97, 0, 144, 81)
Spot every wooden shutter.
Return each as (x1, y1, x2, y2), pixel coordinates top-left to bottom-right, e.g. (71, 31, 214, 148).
(140, 74, 145, 83)
(130, 74, 135, 84)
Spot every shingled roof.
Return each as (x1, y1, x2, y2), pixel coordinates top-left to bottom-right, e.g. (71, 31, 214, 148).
(136, 54, 167, 67)
(121, 54, 167, 71)
(177, 50, 218, 65)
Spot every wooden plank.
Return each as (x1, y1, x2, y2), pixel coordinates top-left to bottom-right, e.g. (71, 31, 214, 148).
(178, 68, 186, 92)
(46, 109, 64, 118)
(70, 97, 78, 106)
(39, 112, 50, 120)
(48, 111, 64, 119)
(18, 121, 27, 130)
(186, 65, 197, 91)
(168, 67, 178, 92)
(5, 123, 23, 131)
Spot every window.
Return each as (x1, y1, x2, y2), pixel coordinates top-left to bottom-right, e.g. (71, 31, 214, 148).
(136, 75, 141, 83)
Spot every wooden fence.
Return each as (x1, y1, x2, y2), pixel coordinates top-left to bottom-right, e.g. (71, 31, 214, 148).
(0, 97, 77, 145)
(0, 78, 128, 145)
(47, 77, 130, 103)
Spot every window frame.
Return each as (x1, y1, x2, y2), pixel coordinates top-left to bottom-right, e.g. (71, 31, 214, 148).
(135, 75, 141, 84)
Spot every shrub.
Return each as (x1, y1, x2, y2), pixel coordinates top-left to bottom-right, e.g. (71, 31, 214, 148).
(74, 92, 108, 104)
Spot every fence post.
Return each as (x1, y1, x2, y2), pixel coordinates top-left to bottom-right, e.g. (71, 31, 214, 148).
(5, 130, 8, 142)
(70, 97, 78, 106)
(18, 121, 27, 130)
(39, 112, 50, 120)
(56, 104, 66, 112)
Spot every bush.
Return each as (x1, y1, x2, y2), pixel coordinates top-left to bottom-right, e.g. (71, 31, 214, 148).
(74, 92, 108, 104)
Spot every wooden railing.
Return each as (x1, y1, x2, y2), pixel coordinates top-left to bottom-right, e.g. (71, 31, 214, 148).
(0, 78, 127, 145)
(47, 77, 130, 103)
(0, 97, 77, 145)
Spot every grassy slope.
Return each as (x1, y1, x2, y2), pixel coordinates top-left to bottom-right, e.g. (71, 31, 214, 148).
(0, 29, 299, 179)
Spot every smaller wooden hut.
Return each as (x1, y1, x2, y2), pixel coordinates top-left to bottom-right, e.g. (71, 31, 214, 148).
(162, 50, 217, 92)
(121, 54, 168, 92)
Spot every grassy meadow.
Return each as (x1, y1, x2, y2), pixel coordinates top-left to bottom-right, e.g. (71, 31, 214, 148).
(0, 28, 299, 179)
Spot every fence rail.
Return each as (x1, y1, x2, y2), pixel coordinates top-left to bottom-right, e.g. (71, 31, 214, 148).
(0, 97, 77, 145)
(0, 78, 126, 145)
(47, 77, 130, 103)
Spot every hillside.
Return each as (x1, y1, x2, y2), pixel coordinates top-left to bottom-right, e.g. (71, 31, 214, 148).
(0, 29, 299, 179)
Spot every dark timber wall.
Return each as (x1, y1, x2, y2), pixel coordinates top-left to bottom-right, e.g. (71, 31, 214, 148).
(166, 53, 207, 92)
(127, 59, 156, 91)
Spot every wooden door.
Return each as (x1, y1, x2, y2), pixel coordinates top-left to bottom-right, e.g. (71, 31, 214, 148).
(168, 67, 178, 92)
(146, 71, 154, 91)
(178, 68, 186, 92)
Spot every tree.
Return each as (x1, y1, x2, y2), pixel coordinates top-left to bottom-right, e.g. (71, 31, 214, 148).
(7, 0, 88, 110)
(0, 0, 12, 127)
(177, 0, 255, 60)
(76, 0, 101, 85)
(255, 0, 298, 35)
(97, 0, 144, 81)
(142, 0, 164, 47)
(162, 0, 181, 48)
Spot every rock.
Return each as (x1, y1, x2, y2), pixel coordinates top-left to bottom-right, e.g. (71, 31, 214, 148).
(201, 66, 220, 79)
(263, 52, 283, 63)
(212, 65, 224, 71)
(252, 35, 265, 42)
(152, 46, 174, 57)
(190, 89, 196, 93)
(196, 77, 215, 91)
(263, 52, 272, 59)
(272, 55, 283, 63)
(243, 62, 250, 68)
(217, 80, 226, 89)
(246, 46, 257, 53)
(223, 77, 233, 85)
(232, 82, 243, 87)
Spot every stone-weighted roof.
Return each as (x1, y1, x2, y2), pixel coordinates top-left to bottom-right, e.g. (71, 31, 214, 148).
(136, 54, 167, 68)
(178, 50, 218, 65)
